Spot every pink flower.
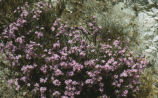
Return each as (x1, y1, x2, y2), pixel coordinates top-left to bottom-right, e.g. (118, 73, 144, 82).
(53, 79, 61, 86)
(54, 69, 64, 76)
(16, 36, 24, 44)
(119, 79, 123, 83)
(53, 91, 61, 96)
(103, 64, 111, 70)
(14, 79, 19, 86)
(51, 26, 55, 31)
(75, 91, 80, 95)
(102, 94, 108, 98)
(113, 40, 120, 47)
(72, 81, 79, 85)
(53, 21, 58, 26)
(53, 41, 60, 48)
(120, 71, 128, 77)
(117, 83, 121, 87)
(61, 96, 68, 98)
(93, 16, 97, 18)
(56, 18, 61, 21)
(41, 96, 46, 98)
(65, 79, 72, 85)
(107, 58, 114, 64)
(112, 82, 116, 86)
(34, 83, 39, 87)
(35, 31, 43, 38)
(87, 71, 95, 77)
(33, 15, 37, 19)
(40, 65, 48, 74)
(40, 78, 47, 83)
(8, 79, 13, 86)
(21, 76, 27, 82)
(122, 90, 128, 96)
(67, 71, 74, 77)
(80, 52, 86, 57)
(85, 79, 93, 84)
(99, 88, 104, 92)
(88, 22, 93, 26)
(114, 75, 118, 79)
(68, 40, 73, 44)
(40, 87, 47, 93)
(16, 85, 20, 91)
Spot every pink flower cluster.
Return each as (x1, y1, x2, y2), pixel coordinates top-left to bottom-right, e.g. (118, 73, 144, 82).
(0, 1, 148, 98)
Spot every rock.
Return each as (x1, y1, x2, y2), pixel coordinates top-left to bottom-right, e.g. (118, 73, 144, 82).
(148, 0, 155, 5)
(145, 49, 153, 53)
(151, 7, 158, 14)
(147, 11, 155, 16)
(154, 17, 158, 21)
(145, 46, 157, 53)
(153, 36, 158, 42)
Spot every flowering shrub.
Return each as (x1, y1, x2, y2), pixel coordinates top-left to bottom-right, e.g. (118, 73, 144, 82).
(0, 0, 40, 33)
(0, 1, 148, 98)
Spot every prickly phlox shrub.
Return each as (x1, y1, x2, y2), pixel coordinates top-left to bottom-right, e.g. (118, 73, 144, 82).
(0, 1, 148, 98)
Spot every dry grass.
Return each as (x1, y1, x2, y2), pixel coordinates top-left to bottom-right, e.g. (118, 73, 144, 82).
(135, 67, 158, 98)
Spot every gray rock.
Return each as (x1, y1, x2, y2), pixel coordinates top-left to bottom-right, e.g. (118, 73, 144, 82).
(153, 36, 158, 42)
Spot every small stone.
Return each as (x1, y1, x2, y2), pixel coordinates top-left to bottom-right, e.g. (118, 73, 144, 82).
(147, 12, 155, 17)
(149, 46, 157, 51)
(154, 17, 158, 21)
(151, 8, 158, 14)
(153, 36, 158, 42)
(145, 49, 152, 53)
